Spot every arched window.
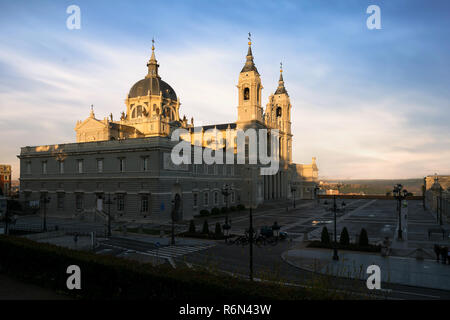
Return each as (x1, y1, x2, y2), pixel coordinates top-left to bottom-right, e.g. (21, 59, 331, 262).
(243, 87, 250, 100)
(132, 109, 136, 118)
(137, 105, 143, 118)
(276, 107, 282, 117)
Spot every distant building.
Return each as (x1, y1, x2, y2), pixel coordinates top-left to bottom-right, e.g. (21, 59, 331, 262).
(424, 174, 450, 223)
(0, 165, 11, 196)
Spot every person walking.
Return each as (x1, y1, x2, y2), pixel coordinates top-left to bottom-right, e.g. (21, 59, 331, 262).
(434, 244, 441, 262)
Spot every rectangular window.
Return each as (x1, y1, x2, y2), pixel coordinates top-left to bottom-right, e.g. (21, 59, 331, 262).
(204, 192, 209, 206)
(231, 166, 234, 176)
(97, 159, 103, 173)
(59, 161, 64, 174)
(214, 191, 218, 205)
(116, 194, 125, 211)
(142, 156, 149, 171)
(41, 161, 47, 174)
(193, 193, 198, 207)
(26, 161, 31, 174)
(119, 158, 125, 172)
(77, 160, 83, 174)
(75, 194, 83, 210)
(141, 195, 149, 213)
(231, 191, 235, 203)
(223, 165, 227, 176)
(57, 193, 65, 210)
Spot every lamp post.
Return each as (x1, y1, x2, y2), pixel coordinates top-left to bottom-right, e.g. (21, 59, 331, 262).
(314, 186, 320, 205)
(392, 184, 409, 240)
(221, 184, 232, 242)
(171, 193, 181, 246)
(332, 194, 339, 261)
(104, 193, 115, 238)
(439, 187, 443, 226)
(247, 167, 255, 281)
(291, 186, 296, 208)
(40, 193, 51, 232)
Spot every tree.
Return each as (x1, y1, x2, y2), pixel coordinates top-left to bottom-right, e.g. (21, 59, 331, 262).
(339, 227, 350, 246)
(358, 228, 369, 247)
(215, 222, 222, 236)
(202, 220, 209, 234)
(188, 220, 196, 234)
(321, 226, 330, 245)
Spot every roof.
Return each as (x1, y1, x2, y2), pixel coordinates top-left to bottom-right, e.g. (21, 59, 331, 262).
(128, 77, 177, 100)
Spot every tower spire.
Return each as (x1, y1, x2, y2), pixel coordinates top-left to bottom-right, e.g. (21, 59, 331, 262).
(146, 38, 159, 78)
(275, 61, 288, 95)
(241, 32, 259, 74)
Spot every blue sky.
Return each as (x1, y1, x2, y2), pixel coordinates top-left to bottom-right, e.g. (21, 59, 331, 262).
(0, 0, 449, 179)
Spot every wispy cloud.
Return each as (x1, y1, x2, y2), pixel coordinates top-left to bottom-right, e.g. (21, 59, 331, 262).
(0, 0, 449, 180)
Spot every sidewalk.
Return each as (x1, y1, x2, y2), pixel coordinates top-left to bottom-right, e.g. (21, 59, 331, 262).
(282, 247, 450, 291)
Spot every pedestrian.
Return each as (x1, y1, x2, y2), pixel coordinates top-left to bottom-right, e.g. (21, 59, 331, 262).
(441, 246, 448, 264)
(434, 244, 441, 262)
(74, 232, 79, 247)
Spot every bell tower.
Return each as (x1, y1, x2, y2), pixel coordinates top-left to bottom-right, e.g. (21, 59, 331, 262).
(265, 63, 292, 164)
(237, 33, 263, 126)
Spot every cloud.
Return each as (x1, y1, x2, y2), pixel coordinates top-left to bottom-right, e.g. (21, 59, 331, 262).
(0, 1, 449, 181)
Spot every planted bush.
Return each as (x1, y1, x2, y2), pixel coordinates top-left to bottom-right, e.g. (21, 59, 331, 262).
(200, 209, 210, 216)
(221, 207, 229, 213)
(321, 226, 330, 244)
(188, 220, 196, 234)
(211, 207, 221, 215)
(339, 227, 350, 246)
(237, 204, 245, 211)
(230, 206, 237, 212)
(0, 236, 345, 300)
(202, 220, 209, 234)
(215, 222, 222, 235)
(358, 228, 369, 247)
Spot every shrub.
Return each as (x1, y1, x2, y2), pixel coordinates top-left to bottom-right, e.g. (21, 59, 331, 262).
(211, 207, 221, 215)
(200, 209, 210, 216)
(215, 222, 222, 235)
(188, 220, 196, 233)
(237, 204, 245, 211)
(0, 236, 345, 300)
(358, 228, 369, 247)
(321, 227, 330, 244)
(339, 227, 349, 246)
(221, 207, 229, 213)
(230, 206, 237, 212)
(202, 220, 209, 234)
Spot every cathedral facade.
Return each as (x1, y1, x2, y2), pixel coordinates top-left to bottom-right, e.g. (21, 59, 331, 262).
(19, 40, 318, 223)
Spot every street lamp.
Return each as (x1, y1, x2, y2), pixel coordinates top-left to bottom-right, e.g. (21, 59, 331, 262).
(332, 195, 339, 261)
(314, 186, 320, 204)
(104, 193, 115, 238)
(246, 167, 256, 281)
(392, 184, 409, 240)
(40, 193, 51, 232)
(221, 184, 232, 242)
(171, 193, 181, 246)
(290, 186, 296, 208)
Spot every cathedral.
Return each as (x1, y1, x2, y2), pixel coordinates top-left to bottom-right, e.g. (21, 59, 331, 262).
(19, 38, 318, 222)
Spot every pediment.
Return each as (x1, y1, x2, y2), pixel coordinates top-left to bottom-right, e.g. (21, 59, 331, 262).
(75, 117, 107, 130)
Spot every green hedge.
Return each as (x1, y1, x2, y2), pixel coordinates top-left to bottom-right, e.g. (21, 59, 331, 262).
(0, 236, 344, 300)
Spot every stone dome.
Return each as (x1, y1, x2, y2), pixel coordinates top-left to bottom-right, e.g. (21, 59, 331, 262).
(128, 77, 177, 100)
